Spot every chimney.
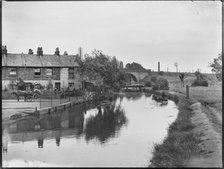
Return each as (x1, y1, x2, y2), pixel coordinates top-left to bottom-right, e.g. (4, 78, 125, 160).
(78, 47, 83, 58)
(158, 62, 160, 72)
(64, 51, 68, 55)
(2, 45, 7, 55)
(37, 47, 43, 56)
(28, 49, 33, 54)
(55, 47, 60, 56)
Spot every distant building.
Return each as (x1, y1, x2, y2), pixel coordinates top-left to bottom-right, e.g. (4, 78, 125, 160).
(2, 46, 82, 90)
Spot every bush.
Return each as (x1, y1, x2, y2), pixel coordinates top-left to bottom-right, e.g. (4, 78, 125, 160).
(144, 81, 152, 87)
(191, 79, 208, 87)
(151, 76, 157, 83)
(158, 71, 164, 76)
(152, 78, 169, 90)
(216, 73, 222, 81)
(152, 85, 159, 90)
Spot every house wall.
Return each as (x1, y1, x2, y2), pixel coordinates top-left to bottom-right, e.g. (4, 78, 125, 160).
(60, 68, 68, 89)
(2, 67, 81, 90)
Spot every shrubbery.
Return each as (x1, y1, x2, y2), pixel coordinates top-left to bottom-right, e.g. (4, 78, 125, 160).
(144, 81, 152, 87)
(152, 78, 169, 90)
(191, 71, 209, 87)
(158, 71, 164, 76)
(191, 79, 208, 87)
(151, 76, 157, 83)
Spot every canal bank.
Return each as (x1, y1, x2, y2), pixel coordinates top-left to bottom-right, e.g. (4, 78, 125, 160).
(3, 92, 179, 167)
(149, 90, 222, 167)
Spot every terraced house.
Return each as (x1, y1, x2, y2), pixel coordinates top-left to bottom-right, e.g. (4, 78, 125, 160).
(2, 46, 82, 91)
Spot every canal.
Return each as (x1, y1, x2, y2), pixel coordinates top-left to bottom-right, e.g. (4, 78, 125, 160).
(2, 92, 178, 167)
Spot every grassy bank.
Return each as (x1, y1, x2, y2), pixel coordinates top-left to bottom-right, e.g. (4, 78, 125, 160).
(171, 84, 222, 112)
(149, 97, 202, 167)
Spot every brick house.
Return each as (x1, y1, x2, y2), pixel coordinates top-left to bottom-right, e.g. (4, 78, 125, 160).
(2, 46, 82, 91)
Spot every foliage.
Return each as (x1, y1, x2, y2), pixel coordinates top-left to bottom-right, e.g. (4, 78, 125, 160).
(194, 70, 205, 81)
(179, 73, 185, 87)
(77, 49, 127, 91)
(152, 78, 169, 90)
(125, 62, 146, 70)
(192, 71, 208, 87)
(144, 81, 152, 87)
(209, 53, 222, 81)
(84, 103, 128, 144)
(191, 79, 208, 87)
(150, 98, 201, 167)
(158, 71, 164, 76)
(151, 76, 157, 83)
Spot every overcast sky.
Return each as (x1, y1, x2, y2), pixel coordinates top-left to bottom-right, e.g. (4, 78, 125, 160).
(2, 1, 222, 73)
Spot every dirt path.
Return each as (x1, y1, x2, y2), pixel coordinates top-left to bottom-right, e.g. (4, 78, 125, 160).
(185, 102, 222, 167)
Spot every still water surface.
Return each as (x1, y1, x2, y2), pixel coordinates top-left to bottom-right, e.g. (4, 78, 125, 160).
(2, 93, 178, 167)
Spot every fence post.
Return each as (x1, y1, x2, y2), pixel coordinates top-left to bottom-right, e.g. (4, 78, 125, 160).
(69, 91, 70, 102)
(60, 92, 61, 104)
(39, 94, 41, 109)
(186, 85, 189, 99)
(51, 91, 52, 107)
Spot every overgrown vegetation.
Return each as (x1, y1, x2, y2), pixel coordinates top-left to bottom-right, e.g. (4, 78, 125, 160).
(179, 73, 186, 87)
(152, 78, 169, 90)
(191, 79, 208, 87)
(158, 71, 164, 76)
(150, 98, 201, 167)
(209, 53, 222, 81)
(125, 62, 146, 70)
(76, 49, 127, 91)
(191, 71, 208, 87)
(144, 81, 152, 87)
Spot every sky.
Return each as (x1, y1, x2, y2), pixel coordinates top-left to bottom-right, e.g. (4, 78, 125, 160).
(2, 1, 222, 73)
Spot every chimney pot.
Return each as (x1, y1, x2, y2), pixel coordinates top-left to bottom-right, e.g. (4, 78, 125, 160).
(28, 49, 33, 55)
(55, 47, 60, 56)
(37, 47, 43, 56)
(2, 45, 7, 55)
(64, 51, 68, 55)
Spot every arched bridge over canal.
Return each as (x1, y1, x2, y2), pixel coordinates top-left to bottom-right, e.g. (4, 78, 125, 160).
(121, 69, 151, 84)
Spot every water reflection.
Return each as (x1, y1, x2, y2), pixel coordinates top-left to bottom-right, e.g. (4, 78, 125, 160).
(2, 93, 178, 167)
(122, 92, 146, 101)
(2, 99, 128, 149)
(84, 103, 128, 144)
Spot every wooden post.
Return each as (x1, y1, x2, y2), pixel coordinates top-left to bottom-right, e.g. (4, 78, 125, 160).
(51, 91, 52, 107)
(186, 85, 189, 99)
(39, 95, 41, 109)
(69, 91, 70, 102)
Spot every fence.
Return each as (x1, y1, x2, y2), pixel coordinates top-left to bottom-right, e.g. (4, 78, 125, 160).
(38, 91, 85, 109)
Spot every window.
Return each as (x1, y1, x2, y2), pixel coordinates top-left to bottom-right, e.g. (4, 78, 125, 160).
(55, 82, 61, 91)
(68, 83, 74, 90)
(68, 83, 74, 87)
(46, 68, 52, 76)
(9, 68, 17, 76)
(68, 68, 75, 79)
(34, 68, 41, 76)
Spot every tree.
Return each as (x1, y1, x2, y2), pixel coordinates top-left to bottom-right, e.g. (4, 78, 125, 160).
(119, 61, 124, 69)
(179, 73, 185, 87)
(78, 50, 127, 91)
(125, 62, 145, 70)
(209, 53, 222, 81)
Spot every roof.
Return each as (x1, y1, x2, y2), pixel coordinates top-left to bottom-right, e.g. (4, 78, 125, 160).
(2, 53, 80, 67)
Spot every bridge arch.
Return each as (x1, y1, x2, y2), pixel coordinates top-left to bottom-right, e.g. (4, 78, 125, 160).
(125, 73, 138, 83)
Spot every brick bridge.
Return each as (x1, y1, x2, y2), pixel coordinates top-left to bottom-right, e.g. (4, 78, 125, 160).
(121, 69, 151, 84)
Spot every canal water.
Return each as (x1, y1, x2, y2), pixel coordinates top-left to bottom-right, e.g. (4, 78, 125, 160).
(2, 93, 178, 167)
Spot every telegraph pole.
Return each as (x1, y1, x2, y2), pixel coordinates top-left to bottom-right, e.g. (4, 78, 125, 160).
(174, 62, 178, 72)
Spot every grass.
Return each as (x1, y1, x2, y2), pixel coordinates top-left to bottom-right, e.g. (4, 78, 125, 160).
(149, 72, 222, 167)
(171, 84, 222, 112)
(149, 97, 201, 167)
